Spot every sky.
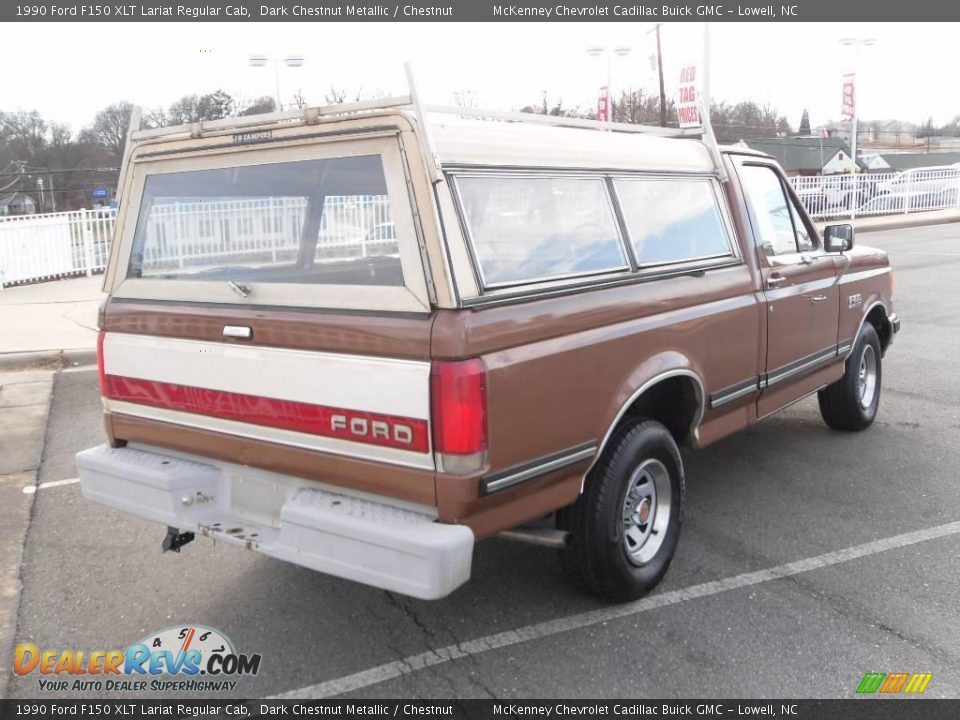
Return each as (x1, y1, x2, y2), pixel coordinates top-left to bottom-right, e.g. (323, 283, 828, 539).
(0, 22, 957, 133)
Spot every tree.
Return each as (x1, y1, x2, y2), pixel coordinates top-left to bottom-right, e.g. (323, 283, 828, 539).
(612, 88, 675, 126)
(239, 96, 276, 116)
(799, 108, 811, 135)
(519, 92, 586, 118)
(917, 116, 936, 152)
(324, 86, 363, 105)
(165, 90, 235, 125)
(80, 102, 133, 163)
(709, 101, 791, 144)
(0, 111, 49, 157)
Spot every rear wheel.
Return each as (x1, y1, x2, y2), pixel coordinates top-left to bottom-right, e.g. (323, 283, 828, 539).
(559, 418, 683, 602)
(818, 323, 882, 431)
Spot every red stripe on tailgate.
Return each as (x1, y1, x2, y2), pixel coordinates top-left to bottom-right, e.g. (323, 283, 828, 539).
(103, 375, 429, 453)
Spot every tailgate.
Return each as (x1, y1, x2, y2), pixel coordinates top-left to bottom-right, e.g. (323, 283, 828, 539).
(100, 331, 433, 470)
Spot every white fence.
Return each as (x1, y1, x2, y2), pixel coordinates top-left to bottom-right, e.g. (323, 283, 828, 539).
(0, 208, 115, 287)
(790, 168, 960, 219)
(138, 195, 394, 275)
(0, 197, 395, 288)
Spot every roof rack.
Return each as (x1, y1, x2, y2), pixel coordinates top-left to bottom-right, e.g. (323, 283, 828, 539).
(423, 104, 702, 139)
(127, 95, 415, 142)
(117, 63, 728, 183)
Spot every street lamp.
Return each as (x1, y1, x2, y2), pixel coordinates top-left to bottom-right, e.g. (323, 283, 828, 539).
(839, 37, 876, 219)
(249, 55, 305, 111)
(586, 46, 632, 123)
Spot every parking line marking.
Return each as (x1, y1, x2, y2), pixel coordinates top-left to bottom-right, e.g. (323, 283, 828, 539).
(22, 478, 80, 494)
(273, 520, 960, 699)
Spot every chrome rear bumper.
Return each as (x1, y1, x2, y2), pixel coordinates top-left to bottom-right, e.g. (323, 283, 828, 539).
(76, 444, 473, 600)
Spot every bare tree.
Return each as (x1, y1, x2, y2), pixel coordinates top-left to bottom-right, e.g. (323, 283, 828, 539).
(291, 90, 308, 109)
(323, 86, 363, 105)
(612, 89, 675, 126)
(520, 92, 587, 118)
(79, 102, 133, 163)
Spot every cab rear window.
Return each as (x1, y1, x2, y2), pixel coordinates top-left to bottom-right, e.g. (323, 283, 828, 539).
(128, 154, 403, 287)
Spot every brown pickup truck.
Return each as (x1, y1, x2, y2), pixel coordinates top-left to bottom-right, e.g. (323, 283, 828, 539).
(76, 95, 899, 601)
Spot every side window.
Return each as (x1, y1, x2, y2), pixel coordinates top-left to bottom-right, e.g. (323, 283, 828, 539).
(455, 175, 628, 287)
(614, 178, 733, 266)
(739, 165, 806, 257)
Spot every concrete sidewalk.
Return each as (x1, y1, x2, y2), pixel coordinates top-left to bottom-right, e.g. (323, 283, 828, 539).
(0, 275, 104, 369)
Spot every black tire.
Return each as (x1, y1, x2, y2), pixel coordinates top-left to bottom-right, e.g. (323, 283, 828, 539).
(818, 323, 882, 431)
(558, 418, 683, 602)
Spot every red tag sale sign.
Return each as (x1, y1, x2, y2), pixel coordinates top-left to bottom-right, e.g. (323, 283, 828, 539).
(597, 86, 610, 122)
(677, 65, 700, 128)
(841, 73, 856, 119)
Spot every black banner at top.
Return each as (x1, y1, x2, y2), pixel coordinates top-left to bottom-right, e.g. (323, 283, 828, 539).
(3, 0, 960, 22)
(3, 700, 960, 720)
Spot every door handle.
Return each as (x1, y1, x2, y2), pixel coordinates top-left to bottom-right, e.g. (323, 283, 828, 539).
(810, 295, 828, 303)
(767, 275, 787, 289)
(223, 325, 253, 339)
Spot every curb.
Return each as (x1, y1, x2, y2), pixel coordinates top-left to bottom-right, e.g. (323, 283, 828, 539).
(854, 213, 960, 234)
(0, 348, 97, 372)
(815, 213, 960, 234)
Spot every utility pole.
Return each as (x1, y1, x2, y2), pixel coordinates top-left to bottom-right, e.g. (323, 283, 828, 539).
(655, 24, 667, 127)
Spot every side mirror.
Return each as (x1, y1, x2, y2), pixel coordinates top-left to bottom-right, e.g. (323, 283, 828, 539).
(824, 224, 854, 253)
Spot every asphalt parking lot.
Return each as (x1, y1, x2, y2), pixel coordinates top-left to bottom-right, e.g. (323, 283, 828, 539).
(4, 223, 960, 700)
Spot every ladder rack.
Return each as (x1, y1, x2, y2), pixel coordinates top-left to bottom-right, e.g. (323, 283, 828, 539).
(118, 63, 728, 181)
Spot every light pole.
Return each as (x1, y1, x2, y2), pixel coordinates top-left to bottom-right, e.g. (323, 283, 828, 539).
(249, 55, 305, 111)
(586, 46, 632, 124)
(839, 37, 876, 218)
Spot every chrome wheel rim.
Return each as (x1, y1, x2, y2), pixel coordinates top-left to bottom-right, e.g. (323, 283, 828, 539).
(621, 458, 672, 565)
(857, 344, 878, 410)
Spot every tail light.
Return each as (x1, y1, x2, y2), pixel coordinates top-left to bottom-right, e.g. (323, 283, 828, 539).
(96, 330, 107, 396)
(431, 358, 487, 474)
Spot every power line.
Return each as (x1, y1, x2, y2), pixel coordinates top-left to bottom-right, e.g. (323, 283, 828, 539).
(0, 167, 119, 178)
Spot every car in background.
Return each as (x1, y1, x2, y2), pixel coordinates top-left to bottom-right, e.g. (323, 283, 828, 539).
(876, 166, 960, 196)
(859, 190, 943, 213)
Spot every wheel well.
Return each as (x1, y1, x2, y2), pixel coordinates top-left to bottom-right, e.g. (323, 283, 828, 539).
(620, 376, 702, 446)
(866, 305, 891, 352)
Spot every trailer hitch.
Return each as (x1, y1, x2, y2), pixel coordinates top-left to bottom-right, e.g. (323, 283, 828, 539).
(162, 526, 195, 553)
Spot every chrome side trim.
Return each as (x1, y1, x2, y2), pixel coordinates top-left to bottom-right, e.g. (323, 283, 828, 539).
(586, 369, 706, 481)
(709, 376, 761, 409)
(839, 267, 890, 285)
(763, 346, 838, 388)
(481, 442, 597, 495)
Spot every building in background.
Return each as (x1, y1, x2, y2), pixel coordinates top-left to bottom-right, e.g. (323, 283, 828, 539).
(0, 192, 38, 217)
(737, 137, 865, 176)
